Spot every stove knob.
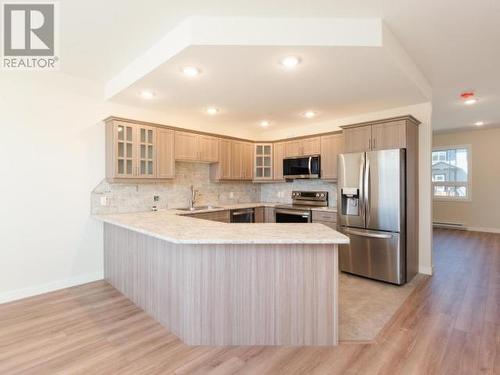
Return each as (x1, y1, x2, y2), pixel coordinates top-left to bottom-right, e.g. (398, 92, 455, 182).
(320, 193, 325, 197)
(316, 193, 320, 197)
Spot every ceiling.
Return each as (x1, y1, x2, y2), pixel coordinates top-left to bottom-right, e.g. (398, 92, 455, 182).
(112, 45, 427, 132)
(58, 0, 500, 133)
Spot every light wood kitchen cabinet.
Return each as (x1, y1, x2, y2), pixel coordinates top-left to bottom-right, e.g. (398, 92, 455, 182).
(106, 119, 169, 180)
(320, 133, 343, 180)
(211, 140, 252, 181)
(371, 120, 407, 150)
(198, 135, 219, 162)
(254, 144, 273, 180)
(302, 137, 321, 155)
(254, 207, 265, 223)
(264, 207, 275, 223)
(273, 142, 285, 180)
(210, 139, 232, 180)
(342, 117, 417, 153)
(185, 210, 230, 223)
(156, 129, 175, 179)
(175, 131, 219, 163)
(285, 137, 321, 157)
(343, 126, 372, 153)
(231, 141, 253, 180)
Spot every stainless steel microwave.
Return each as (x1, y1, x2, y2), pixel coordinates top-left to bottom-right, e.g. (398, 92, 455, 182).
(283, 155, 320, 179)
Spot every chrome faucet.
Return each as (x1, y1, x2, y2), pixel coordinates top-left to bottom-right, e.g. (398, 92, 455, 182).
(189, 185, 199, 210)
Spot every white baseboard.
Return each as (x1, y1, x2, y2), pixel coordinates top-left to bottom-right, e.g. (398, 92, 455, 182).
(0, 272, 104, 304)
(467, 226, 500, 234)
(419, 265, 433, 275)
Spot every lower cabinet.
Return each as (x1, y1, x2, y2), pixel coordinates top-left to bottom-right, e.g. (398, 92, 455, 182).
(254, 207, 265, 223)
(311, 210, 337, 229)
(264, 207, 275, 223)
(186, 210, 230, 223)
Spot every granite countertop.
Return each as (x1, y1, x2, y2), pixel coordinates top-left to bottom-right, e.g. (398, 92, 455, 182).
(93, 203, 347, 245)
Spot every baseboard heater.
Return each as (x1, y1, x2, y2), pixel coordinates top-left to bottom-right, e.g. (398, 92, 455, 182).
(433, 221, 466, 230)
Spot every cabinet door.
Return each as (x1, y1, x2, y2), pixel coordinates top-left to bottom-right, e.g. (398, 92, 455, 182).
(114, 122, 136, 177)
(301, 137, 321, 156)
(137, 126, 156, 178)
(219, 139, 232, 179)
(254, 207, 265, 223)
(320, 134, 344, 180)
(264, 207, 275, 223)
(156, 129, 175, 179)
(231, 141, 243, 179)
(199, 135, 219, 162)
(285, 140, 302, 157)
(242, 142, 254, 180)
(343, 126, 372, 153)
(371, 120, 407, 150)
(273, 142, 285, 180)
(254, 144, 273, 180)
(174, 131, 198, 160)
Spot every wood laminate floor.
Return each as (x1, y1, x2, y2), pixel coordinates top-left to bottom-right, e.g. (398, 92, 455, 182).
(0, 229, 499, 374)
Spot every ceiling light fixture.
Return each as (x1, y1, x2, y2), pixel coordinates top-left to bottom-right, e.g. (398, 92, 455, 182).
(303, 111, 316, 119)
(182, 66, 201, 77)
(206, 107, 219, 115)
(280, 56, 300, 69)
(474, 121, 484, 126)
(140, 91, 155, 99)
(260, 120, 271, 127)
(464, 98, 477, 105)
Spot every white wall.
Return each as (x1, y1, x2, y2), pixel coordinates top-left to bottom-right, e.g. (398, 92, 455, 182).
(433, 127, 500, 233)
(0, 71, 433, 303)
(0, 72, 202, 303)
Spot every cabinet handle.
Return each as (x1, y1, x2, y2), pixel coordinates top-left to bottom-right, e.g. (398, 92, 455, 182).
(369, 138, 372, 150)
(373, 138, 376, 149)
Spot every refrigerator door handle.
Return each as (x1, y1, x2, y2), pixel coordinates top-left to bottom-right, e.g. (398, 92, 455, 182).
(344, 228, 393, 239)
(364, 156, 370, 226)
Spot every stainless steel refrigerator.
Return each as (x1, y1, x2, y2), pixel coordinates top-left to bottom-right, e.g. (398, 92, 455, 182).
(337, 149, 408, 285)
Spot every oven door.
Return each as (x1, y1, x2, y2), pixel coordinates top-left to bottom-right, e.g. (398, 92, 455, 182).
(275, 209, 311, 223)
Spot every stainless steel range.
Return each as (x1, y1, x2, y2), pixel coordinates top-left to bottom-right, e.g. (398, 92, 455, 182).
(275, 191, 328, 223)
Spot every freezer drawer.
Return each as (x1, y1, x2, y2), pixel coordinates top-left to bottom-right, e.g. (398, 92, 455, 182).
(339, 227, 405, 285)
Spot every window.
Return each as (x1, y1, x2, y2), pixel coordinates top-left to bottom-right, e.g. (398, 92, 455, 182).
(432, 146, 471, 200)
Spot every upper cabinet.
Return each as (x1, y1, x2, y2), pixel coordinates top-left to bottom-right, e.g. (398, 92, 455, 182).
(342, 117, 418, 153)
(284, 137, 320, 157)
(105, 119, 174, 180)
(320, 134, 343, 180)
(174, 131, 219, 163)
(254, 144, 273, 181)
(273, 142, 285, 180)
(211, 139, 253, 181)
(342, 126, 372, 153)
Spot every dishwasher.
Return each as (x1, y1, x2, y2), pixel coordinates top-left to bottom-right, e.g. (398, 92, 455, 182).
(230, 208, 255, 223)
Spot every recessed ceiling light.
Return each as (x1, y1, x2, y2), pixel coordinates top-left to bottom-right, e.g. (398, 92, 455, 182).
(260, 120, 271, 127)
(206, 107, 219, 115)
(303, 111, 316, 119)
(280, 56, 300, 69)
(140, 91, 155, 99)
(474, 121, 484, 126)
(182, 66, 201, 77)
(464, 98, 477, 105)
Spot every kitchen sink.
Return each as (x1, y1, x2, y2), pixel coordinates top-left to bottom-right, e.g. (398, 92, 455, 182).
(176, 205, 222, 212)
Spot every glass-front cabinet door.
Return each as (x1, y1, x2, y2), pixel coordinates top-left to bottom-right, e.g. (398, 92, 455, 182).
(137, 125, 156, 178)
(115, 122, 136, 177)
(254, 144, 273, 180)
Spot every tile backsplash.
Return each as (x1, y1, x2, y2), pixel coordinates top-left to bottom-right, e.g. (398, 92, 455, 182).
(91, 162, 337, 214)
(91, 162, 260, 214)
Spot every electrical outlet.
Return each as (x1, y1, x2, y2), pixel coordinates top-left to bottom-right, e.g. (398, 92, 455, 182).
(229, 192, 234, 199)
(153, 195, 160, 202)
(100, 196, 108, 206)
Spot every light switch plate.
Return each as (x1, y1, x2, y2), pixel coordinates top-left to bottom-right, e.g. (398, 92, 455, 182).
(100, 196, 108, 206)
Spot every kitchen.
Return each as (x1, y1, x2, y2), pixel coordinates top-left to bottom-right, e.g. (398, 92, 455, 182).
(8, 2, 500, 372)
